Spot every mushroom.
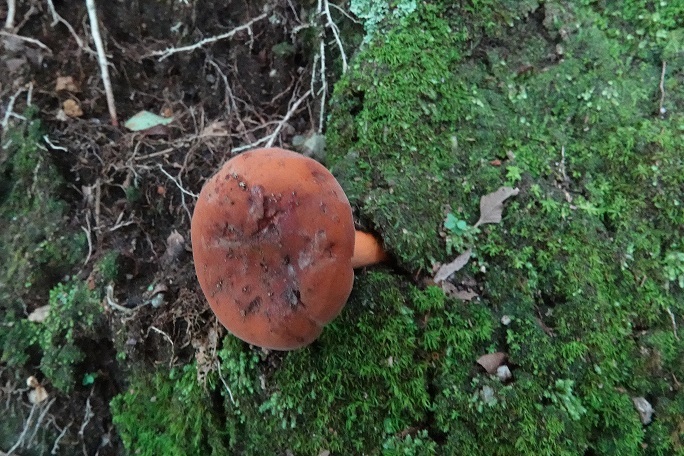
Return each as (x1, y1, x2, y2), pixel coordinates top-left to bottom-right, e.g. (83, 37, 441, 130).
(191, 147, 387, 350)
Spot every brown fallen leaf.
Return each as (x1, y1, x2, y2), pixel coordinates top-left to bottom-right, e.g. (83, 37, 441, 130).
(29, 385, 49, 404)
(474, 186, 520, 227)
(632, 397, 654, 425)
(441, 282, 478, 301)
(55, 75, 80, 92)
(62, 99, 83, 117)
(476, 352, 507, 374)
(200, 120, 230, 137)
(162, 230, 185, 264)
(434, 248, 472, 283)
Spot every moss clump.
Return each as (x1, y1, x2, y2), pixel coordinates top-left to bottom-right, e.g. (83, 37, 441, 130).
(222, 273, 430, 452)
(111, 272, 494, 455)
(0, 116, 88, 386)
(111, 364, 229, 456)
(323, 0, 683, 454)
(0, 117, 85, 312)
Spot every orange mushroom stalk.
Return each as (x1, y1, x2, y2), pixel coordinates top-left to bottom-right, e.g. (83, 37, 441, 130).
(191, 147, 386, 350)
(352, 231, 388, 268)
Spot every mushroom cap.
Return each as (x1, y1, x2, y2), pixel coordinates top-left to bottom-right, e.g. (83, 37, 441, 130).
(191, 148, 355, 350)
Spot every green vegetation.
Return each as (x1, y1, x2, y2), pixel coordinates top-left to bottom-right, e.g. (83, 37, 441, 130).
(0, 113, 109, 394)
(111, 364, 229, 456)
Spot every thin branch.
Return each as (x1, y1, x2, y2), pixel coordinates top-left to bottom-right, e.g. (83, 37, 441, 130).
(264, 89, 312, 148)
(6, 402, 37, 454)
(0, 30, 52, 52)
(1, 85, 26, 130)
(50, 423, 71, 455)
(146, 12, 269, 61)
(4, 0, 16, 29)
(658, 60, 667, 115)
(85, 0, 118, 126)
(157, 164, 197, 220)
(321, 0, 347, 73)
(46, 0, 95, 54)
(666, 307, 679, 341)
(317, 39, 327, 132)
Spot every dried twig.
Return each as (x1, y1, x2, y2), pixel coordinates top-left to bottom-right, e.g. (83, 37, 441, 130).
(216, 360, 236, 405)
(264, 89, 313, 148)
(81, 217, 93, 267)
(85, 0, 118, 126)
(4, 0, 16, 29)
(1, 85, 26, 130)
(50, 422, 71, 455)
(666, 307, 679, 341)
(105, 285, 133, 314)
(77, 394, 94, 438)
(46, 0, 95, 54)
(658, 60, 667, 115)
(146, 12, 269, 61)
(6, 402, 37, 454)
(0, 30, 52, 52)
(321, 0, 347, 73)
(157, 164, 197, 220)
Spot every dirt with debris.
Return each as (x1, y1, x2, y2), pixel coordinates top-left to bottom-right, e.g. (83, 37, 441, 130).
(1, 0, 334, 453)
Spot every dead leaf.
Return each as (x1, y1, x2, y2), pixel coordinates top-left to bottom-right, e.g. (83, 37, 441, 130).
(55, 76, 80, 92)
(474, 186, 520, 227)
(476, 352, 507, 374)
(62, 99, 83, 118)
(28, 305, 50, 323)
(28, 385, 48, 404)
(124, 110, 174, 131)
(434, 248, 472, 283)
(632, 397, 654, 425)
(193, 327, 219, 385)
(200, 121, 230, 137)
(441, 282, 478, 301)
(161, 230, 185, 265)
(496, 364, 512, 381)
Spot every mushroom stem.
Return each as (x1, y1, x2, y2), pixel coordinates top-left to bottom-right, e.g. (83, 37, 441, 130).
(351, 231, 388, 269)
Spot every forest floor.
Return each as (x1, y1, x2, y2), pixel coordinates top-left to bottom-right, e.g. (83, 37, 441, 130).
(1, 1, 683, 455)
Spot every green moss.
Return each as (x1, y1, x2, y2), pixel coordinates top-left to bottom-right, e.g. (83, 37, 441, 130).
(219, 272, 445, 453)
(323, 0, 682, 454)
(111, 364, 229, 456)
(39, 281, 104, 392)
(0, 116, 89, 390)
(0, 115, 85, 315)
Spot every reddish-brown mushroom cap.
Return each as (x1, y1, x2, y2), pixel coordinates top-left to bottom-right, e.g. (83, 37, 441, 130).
(191, 148, 356, 350)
